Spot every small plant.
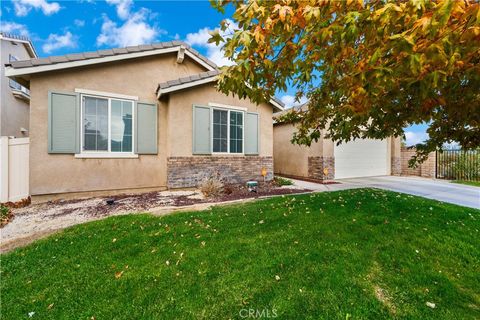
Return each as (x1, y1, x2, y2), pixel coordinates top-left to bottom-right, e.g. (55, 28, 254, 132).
(199, 174, 224, 198)
(0, 204, 9, 219)
(1, 204, 13, 227)
(274, 176, 294, 186)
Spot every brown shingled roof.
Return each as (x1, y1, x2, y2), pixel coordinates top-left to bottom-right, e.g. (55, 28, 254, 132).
(8, 40, 218, 70)
(156, 70, 285, 111)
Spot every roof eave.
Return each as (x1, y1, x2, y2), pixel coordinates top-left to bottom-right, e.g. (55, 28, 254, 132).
(5, 44, 216, 78)
(157, 76, 284, 112)
(157, 76, 218, 99)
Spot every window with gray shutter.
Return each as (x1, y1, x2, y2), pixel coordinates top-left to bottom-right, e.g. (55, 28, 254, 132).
(135, 102, 158, 154)
(192, 105, 211, 154)
(48, 91, 80, 153)
(245, 112, 259, 155)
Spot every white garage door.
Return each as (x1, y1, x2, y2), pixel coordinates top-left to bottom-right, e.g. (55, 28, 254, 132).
(334, 139, 389, 179)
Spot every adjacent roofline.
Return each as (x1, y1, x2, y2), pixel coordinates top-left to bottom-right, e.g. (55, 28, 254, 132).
(4, 41, 216, 78)
(156, 70, 285, 112)
(156, 70, 219, 98)
(273, 101, 309, 125)
(0, 32, 37, 58)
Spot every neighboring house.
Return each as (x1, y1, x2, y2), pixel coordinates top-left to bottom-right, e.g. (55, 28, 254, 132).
(0, 33, 37, 137)
(5, 41, 284, 198)
(273, 105, 401, 181)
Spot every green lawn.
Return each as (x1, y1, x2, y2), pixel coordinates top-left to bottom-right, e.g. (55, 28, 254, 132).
(452, 180, 480, 187)
(1, 189, 479, 319)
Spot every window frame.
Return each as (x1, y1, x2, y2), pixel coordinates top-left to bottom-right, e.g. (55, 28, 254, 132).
(79, 93, 136, 157)
(211, 107, 244, 155)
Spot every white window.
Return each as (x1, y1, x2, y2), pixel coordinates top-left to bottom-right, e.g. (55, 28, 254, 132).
(212, 109, 243, 154)
(81, 94, 134, 154)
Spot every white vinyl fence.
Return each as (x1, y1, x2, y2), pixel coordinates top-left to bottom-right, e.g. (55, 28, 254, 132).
(0, 136, 29, 203)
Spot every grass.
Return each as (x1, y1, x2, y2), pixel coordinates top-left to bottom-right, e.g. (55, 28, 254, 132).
(452, 180, 480, 187)
(1, 189, 479, 319)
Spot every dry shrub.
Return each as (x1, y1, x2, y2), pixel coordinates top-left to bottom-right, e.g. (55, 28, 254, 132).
(199, 174, 224, 198)
(0, 204, 13, 228)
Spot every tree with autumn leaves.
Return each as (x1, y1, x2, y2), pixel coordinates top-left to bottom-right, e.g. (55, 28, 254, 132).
(210, 0, 480, 162)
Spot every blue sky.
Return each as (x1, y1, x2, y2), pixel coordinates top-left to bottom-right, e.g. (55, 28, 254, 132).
(0, 0, 427, 145)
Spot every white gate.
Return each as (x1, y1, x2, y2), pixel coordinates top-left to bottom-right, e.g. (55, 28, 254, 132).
(0, 136, 29, 203)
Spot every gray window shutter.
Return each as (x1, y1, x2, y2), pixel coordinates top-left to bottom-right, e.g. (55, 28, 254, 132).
(48, 91, 80, 153)
(192, 105, 211, 154)
(135, 102, 158, 154)
(245, 112, 259, 155)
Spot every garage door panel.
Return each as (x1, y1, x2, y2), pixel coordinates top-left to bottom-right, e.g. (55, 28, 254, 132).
(334, 139, 388, 179)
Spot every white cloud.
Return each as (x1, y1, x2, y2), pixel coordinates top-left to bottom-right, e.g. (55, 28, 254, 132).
(13, 0, 60, 16)
(74, 19, 85, 27)
(280, 95, 308, 109)
(404, 131, 429, 146)
(97, 1, 161, 48)
(105, 0, 132, 20)
(0, 21, 29, 36)
(185, 19, 237, 67)
(42, 31, 77, 54)
(96, 9, 159, 47)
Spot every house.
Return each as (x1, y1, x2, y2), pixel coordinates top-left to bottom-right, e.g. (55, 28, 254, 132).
(5, 41, 284, 199)
(0, 32, 37, 137)
(273, 105, 401, 181)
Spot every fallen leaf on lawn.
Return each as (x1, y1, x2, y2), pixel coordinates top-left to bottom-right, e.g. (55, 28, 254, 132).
(115, 271, 124, 279)
(47, 303, 54, 310)
(201, 241, 206, 247)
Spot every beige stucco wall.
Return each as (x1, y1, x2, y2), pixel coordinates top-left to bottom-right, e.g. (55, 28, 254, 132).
(273, 122, 323, 177)
(29, 54, 206, 195)
(167, 84, 273, 157)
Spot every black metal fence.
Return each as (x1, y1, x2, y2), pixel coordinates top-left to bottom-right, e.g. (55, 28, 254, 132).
(436, 149, 480, 181)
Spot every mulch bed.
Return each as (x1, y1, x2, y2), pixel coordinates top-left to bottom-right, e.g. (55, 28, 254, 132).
(1, 197, 31, 228)
(211, 182, 310, 203)
(14, 182, 310, 219)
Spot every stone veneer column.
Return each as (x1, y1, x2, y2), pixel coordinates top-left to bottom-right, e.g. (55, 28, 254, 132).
(391, 157, 402, 175)
(307, 137, 335, 181)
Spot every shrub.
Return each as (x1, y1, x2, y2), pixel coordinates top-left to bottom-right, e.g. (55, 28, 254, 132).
(1, 204, 12, 227)
(438, 150, 480, 181)
(0, 204, 9, 220)
(274, 176, 294, 186)
(199, 174, 224, 198)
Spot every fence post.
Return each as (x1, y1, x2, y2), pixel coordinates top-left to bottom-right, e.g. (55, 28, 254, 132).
(0, 136, 9, 202)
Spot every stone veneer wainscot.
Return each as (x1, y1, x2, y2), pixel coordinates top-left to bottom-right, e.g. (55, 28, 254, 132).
(167, 156, 273, 188)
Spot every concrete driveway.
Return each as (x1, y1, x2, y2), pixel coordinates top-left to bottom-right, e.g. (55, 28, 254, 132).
(338, 176, 480, 209)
